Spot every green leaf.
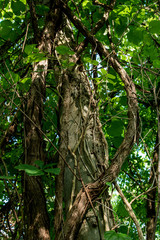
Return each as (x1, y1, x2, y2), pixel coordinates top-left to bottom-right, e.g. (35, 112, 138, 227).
(153, 60, 160, 68)
(44, 168, 60, 175)
(104, 231, 131, 240)
(106, 182, 112, 187)
(24, 44, 38, 55)
(107, 119, 123, 137)
(0, 20, 13, 39)
(149, 20, 160, 34)
(0, 0, 9, 8)
(117, 201, 129, 218)
(56, 45, 74, 55)
(91, 60, 99, 65)
(5, 71, 20, 83)
(36, 5, 49, 15)
(11, 0, 26, 15)
(113, 136, 123, 148)
(82, 0, 90, 7)
(101, 68, 108, 75)
(107, 73, 116, 79)
(15, 164, 44, 176)
(127, 27, 144, 45)
(25, 169, 44, 176)
(0, 176, 16, 180)
(24, 46, 47, 63)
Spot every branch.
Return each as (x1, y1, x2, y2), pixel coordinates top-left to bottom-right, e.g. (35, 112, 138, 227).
(27, 0, 40, 43)
(114, 182, 144, 240)
(75, 0, 116, 59)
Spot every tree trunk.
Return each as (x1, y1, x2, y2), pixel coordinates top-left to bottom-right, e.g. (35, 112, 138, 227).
(24, 54, 50, 240)
(53, 19, 114, 240)
(23, 4, 61, 238)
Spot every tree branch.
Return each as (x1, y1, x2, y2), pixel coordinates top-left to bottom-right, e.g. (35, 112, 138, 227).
(27, 0, 40, 43)
(114, 181, 144, 240)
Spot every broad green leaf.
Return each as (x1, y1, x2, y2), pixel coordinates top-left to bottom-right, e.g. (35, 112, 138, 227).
(24, 44, 38, 55)
(0, 176, 16, 180)
(15, 164, 39, 171)
(36, 5, 49, 15)
(44, 168, 60, 175)
(101, 68, 107, 75)
(106, 182, 112, 187)
(117, 201, 129, 218)
(24, 44, 47, 63)
(15, 164, 44, 176)
(113, 136, 123, 148)
(20, 0, 26, 3)
(56, 45, 74, 55)
(25, 169, 44, 176)
(104, 231, 131, 240)
(82, 0, 90, 7)
(0, 20, 13, 39)
(29, 53, 47, 63)
(127, 27, 144, 45)
(5, 71, 20, 83)
(83, 57, 99, 66)
(153, 60, 160, 68)
(21, 77, 30, 84)
(107, 73, 116, 79)
(91, 60, 99, 65)
(149, 20, 160, 34)
(11, 0, 26, 15)
(107, 119, 123, 137)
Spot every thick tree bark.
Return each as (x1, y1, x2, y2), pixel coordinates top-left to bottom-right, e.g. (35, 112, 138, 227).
(24, 55, 50, 240)
(53, 18, 114, 240)
(55, 3, 139, 239)
(23, 3, 61, 239)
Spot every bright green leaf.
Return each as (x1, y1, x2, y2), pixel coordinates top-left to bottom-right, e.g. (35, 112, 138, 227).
(15, 164, 38, 171)
(101, 68, 108, 75)
(107, 73, 116, 79)
(15, 164, 44, 176)
(56, 45, 74, 55)
(44, 168, 60, 175)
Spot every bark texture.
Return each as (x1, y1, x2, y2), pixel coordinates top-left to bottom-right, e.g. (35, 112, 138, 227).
(53, 18, 114, 240)
(24, 3, 61, 239)
(55, 3, 139, 239)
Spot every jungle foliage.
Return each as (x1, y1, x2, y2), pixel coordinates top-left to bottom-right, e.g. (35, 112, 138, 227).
(0, 0, 160, 239)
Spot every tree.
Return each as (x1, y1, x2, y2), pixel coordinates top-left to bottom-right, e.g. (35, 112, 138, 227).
(0, 0, 160, 239)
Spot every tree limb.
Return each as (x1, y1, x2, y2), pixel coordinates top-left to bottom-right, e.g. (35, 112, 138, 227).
(114, 181, 144, 240)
